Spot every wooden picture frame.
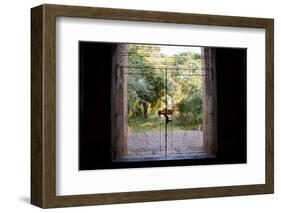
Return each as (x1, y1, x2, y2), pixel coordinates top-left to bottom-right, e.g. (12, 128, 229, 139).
(31, 4, 274, 208)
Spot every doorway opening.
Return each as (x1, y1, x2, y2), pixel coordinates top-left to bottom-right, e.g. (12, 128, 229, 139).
(111, 44, 217, 162)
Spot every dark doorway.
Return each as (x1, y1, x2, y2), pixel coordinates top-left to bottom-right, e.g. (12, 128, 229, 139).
(79, 41, 247, 170)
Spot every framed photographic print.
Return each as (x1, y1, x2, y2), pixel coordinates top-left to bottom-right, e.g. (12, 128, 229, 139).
(31, 4, 274, 208)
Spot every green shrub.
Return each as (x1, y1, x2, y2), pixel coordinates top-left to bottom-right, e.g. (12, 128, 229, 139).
(177, 90, 202, 126)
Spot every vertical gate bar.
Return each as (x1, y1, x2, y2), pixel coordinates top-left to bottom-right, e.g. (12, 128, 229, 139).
(160, 122, 161, 154)
(171, 118, 172, 155)
(165, 68, 168, 158)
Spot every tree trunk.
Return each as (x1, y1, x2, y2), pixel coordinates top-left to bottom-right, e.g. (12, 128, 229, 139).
(143, 103, 148, 119)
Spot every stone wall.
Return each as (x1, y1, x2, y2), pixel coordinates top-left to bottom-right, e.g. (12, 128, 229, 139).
(202, 48, 217, 155)
(111, 44, 128, 160)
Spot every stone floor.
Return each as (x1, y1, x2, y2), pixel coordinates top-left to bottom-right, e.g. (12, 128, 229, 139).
(120, 130, 207, 161)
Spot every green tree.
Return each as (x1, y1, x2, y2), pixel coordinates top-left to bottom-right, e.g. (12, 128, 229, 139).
(127, 44, 165, 119)
(127, 44, 203, 127)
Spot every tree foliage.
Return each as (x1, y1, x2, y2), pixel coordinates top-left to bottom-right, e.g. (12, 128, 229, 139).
(127, 44, 203, 127)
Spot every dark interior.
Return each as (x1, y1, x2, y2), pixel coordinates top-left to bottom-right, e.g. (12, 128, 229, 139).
(216, 48, 247, 163)
(79, 42, 112, 169)
(79, 42, 247, 170)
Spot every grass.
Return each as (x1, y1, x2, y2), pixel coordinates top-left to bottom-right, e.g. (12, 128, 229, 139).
(128, 115, 199, 133)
